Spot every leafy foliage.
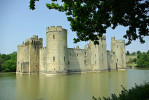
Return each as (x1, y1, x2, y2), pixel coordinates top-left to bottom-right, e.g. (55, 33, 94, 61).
(126, 51, 130, 55)
(92, 83, 149, 100)
(29, 0, 149, 45)
(137, 52, 149, 68)
(131, 52, 136, 55)
(0, 52, 17, 72)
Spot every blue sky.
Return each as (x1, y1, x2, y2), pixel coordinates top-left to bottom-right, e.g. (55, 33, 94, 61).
(0, 0, 149, 54)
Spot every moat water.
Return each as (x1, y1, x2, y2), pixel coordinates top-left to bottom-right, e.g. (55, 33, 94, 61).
(0, 68, 149, 100)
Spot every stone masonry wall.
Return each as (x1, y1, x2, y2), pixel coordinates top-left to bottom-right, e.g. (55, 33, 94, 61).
(39, 47, 47, 72)
(17, 26, 127, 74)
(107, 51, 116, 70)
(90, 36, 108, 71)
(46, 26, 68, 74)
(111, 37, 126, 69)
(67, 48, 91, 72)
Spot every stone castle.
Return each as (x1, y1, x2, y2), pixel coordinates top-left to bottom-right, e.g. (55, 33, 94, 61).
(17, 26, 126, 74)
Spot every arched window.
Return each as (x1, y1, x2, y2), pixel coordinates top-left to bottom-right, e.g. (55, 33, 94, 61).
(64, 56, 65, 62)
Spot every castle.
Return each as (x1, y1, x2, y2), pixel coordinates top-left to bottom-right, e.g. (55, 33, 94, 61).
(16, 26, 126, 74)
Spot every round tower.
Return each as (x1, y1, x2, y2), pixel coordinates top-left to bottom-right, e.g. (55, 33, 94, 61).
(46, 26, 68, 74)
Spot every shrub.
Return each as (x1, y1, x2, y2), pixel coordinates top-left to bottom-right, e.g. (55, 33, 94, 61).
(92, 83, 149, 100)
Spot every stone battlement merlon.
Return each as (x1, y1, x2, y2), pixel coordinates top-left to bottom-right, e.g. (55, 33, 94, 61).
(46, 26, 67, 34)
(33, 35, 38, 39)
(111, 36, 115, 40)
(17, 44, 24, 47)
(99, 35, 106, 40)
(115, 39, 125, 43)
(25, 35, 43, 43)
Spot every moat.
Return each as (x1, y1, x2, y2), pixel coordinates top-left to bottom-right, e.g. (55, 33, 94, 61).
(0, 68, 149, 100)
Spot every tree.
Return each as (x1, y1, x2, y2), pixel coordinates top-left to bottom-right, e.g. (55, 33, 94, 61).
(126, 51, 130, 55)
(147, 50, 149, 54)
(137, 51, 141, 55)
(0, 58, 4, 71)
(2, 60, 16, 72)
(131, 52, 136, 55)
(137, 53, 149, 67)
(29, 0, 149, 45)
(0, 52, 17, 72)
(0, 54, 11, 61)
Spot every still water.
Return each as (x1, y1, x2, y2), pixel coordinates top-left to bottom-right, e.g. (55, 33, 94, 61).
(0, 68, 149, 100)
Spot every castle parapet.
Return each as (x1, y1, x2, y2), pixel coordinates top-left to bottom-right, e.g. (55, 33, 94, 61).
(25, 35, 42, 43)
(115, 39, 125, 43)
(101, 36, 106, 40)
(111, 36, 115, 40)
(46, 26, 67, 33)
(33, 35, 38, 39)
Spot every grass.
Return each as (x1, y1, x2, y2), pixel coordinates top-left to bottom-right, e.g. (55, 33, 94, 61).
(126, 63, 137, 68)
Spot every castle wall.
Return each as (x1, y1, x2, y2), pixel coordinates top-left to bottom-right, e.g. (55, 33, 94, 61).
(90, 36, 108, 71)
(17, 26, 127, 74)
(17, 45, 24, 72)
(17, 43, 29, 73)
(17, 35, 43, 73)
(67, 48, 91, 72)
(107, 51, 116, 70)
(39, 47, 47, 72)
(46, 26, 68, 74)
(111, 37, 126, 69)
(29, 42, 39, 73)
(98, 37, 108, 70)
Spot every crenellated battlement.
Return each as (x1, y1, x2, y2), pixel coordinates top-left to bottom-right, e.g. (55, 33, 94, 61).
(46, 26, 67, 34)
(115, 39, 125, 43)
(111, 37, 125, 44)
(101, 35, 106, 40)
(25, 35, 43, 44)
(33, 35, 38, 39)
(111, 37, 115, 40)
(17, 26, 126, 74)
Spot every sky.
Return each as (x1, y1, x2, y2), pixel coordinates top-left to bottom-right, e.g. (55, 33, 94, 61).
(0, 0, 149, 54)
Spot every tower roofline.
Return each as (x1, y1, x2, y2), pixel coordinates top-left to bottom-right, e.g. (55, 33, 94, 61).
(46, 26, 67, 34)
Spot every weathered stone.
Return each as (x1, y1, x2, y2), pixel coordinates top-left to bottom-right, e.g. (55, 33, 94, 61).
(17, 26, 126, 74)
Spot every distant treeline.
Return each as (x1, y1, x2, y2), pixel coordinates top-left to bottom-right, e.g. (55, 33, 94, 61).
(0, 52, 17, 72)
(126, 50, 149, 68)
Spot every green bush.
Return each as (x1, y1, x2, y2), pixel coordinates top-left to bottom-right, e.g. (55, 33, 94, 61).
(0, 52, 17, 72)
(92, 83, 149, 100)
(137, 53, 149, 68)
